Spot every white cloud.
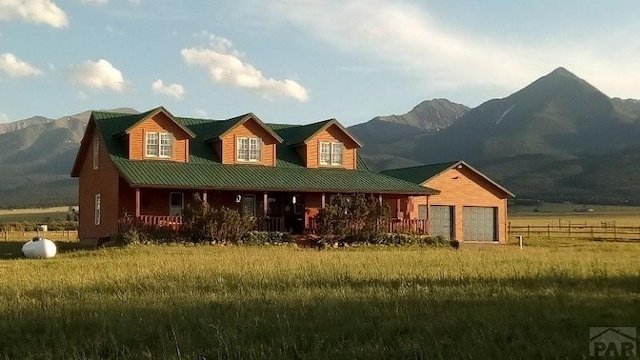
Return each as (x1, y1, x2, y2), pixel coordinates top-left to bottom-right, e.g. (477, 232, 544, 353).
(0, 53, 42, 77)
(193, 108, 207, 117)
(80, 0, 107, 5)
(254, 0, 640, 101)
(0, 0, 68, 27)
(151, 79, 185, 100)
(181, 33, 309, 102)
(65, 59, 128, 92)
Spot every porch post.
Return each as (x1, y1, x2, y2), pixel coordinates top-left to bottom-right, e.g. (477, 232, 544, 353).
(135, 188, 141, 217)
(378, 194, 383, 203)
(321, 193, 326, 209)
(263, 192, 268, 216)
(202, 191, 208, 203)
(396, 198, 401, 219)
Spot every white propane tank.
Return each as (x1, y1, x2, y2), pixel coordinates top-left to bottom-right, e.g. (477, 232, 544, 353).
(22, 237, 57, 259)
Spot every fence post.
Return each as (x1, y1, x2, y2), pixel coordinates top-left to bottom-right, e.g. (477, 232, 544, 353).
(527, 225, 530, 237)
(547, 224, 550, 238)
(614, 224, 617, 240)
(568, 225, 571, 238)
(591, 225, 594, 239)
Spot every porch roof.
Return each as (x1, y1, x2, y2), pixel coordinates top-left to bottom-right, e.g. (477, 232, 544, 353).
(112, 158, 437, 195)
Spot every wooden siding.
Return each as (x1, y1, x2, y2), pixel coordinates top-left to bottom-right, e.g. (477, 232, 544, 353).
(305, 124, 357, 169)
(423, 167, 508, 243)
(220, 119, 277, 166)
(77, 128, 121, 245)
(128, 112, 190, 162)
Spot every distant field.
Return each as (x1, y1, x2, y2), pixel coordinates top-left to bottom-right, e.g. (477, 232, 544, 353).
(0, 207, 70, 223)
(0, 239, 638, 359)
(509, 203, 640, 227)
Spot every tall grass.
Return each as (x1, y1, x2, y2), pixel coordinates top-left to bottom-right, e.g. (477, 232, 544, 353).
(0, 241, 638, 359)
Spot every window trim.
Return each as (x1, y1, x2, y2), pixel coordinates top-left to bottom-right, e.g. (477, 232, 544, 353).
(236, 136, 261, 162)
(93, 138, 99, 170)
(145, 131, 172, 158)
(94, 194, 101, 225)
(319, 141, 343, 166)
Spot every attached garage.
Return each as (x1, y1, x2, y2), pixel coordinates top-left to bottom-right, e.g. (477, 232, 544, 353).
(463, 206, 497, 242)
(431, 205, 454, 240)
(382, 161, 514, 243)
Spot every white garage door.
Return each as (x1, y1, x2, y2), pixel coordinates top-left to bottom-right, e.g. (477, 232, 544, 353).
(463, 207, 497, 241)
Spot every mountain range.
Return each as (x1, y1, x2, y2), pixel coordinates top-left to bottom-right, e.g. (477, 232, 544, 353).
(1, 68, 640, 208)
(350, 67, 640, 204)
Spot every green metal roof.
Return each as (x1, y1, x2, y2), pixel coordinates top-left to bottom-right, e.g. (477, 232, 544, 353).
(112, 158, 435, 194)
(380, 161, 459, 185)
(88, 109, 433, 194)
(381, 160, 515, 197)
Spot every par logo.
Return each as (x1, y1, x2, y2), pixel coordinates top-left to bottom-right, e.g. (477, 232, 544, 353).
(589, 327, 636, 358)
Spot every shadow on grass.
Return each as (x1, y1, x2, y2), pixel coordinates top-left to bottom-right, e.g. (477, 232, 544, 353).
(0, 273, 638, 359)
(0, 240, 83, 260)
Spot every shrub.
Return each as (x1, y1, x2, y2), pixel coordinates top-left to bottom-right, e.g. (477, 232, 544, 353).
(315, 194, 390, 238)
(181, 194, 255, 244)
(241, 231, 291, 245)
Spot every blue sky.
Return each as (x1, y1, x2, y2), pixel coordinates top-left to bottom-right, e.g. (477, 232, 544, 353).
(1, 1, 639, 126)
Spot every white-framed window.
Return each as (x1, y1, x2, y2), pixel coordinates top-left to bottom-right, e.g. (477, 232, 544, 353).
(94, 194, 101, 225)
(320, 141, 343, 165)
(331, 142, 343, 165)
(237, 137, 261, 162)
(320, 142, 331, 165)
(93, 138, 99, 170)
(145, 132, 172, 158)
(160, 133, 172, 157)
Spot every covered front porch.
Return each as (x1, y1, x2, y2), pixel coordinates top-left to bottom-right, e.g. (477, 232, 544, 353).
(117, 183, 430, 235)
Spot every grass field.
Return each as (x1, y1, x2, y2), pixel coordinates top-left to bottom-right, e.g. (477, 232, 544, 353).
(509, 203, 640, 227)
(0, 206, 69, 223)
(0, 238, 638, 359)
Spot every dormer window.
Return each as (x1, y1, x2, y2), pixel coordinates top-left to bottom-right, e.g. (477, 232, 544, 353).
(237, 137, 261, 162)
(146, 132, 172, 158)
(320, 141, 343, 166)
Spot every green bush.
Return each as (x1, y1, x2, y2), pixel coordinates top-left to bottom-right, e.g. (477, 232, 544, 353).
(181, 194, 255, 244)
(241, 231, 291, 245)
(315, 194, 389, 238)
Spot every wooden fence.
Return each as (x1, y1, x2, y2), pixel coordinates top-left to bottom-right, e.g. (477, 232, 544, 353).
(2, 230, 78, 241)
(508, 222, 640, 241)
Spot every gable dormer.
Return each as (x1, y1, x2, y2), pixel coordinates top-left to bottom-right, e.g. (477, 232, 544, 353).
(123, 107, 195, 163)
(207, 113, 283, 166)
(282, 119, 362, 170)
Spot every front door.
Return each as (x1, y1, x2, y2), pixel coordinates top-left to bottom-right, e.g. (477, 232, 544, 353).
(170, 192, 184, 216)
(242, 194, 256, 217)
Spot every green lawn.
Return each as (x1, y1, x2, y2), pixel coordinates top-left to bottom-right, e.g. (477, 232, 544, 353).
(0, 240, 638, 359)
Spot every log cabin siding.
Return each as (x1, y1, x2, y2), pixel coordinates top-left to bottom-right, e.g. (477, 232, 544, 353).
(305, 124, 358, 169)
(422, 167, 508, 243)
(220, 119, 277, 166)
(128, 112, 190, 162)
(78, 128, 121, 245)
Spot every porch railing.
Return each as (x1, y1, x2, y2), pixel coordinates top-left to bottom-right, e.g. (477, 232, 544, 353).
(118, 216, 428, 235)
(118, 215, 286, 233)
(306, 218, 429, 235)
(255, 217, 286, 232)
(118, 215, 183, 232)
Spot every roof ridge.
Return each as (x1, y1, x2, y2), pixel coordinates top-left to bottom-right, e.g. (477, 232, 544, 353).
(382, 160, 460, 172)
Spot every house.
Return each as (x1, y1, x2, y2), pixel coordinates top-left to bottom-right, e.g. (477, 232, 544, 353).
(381, 161, 514, 243)
(71, 107, 437, 245)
